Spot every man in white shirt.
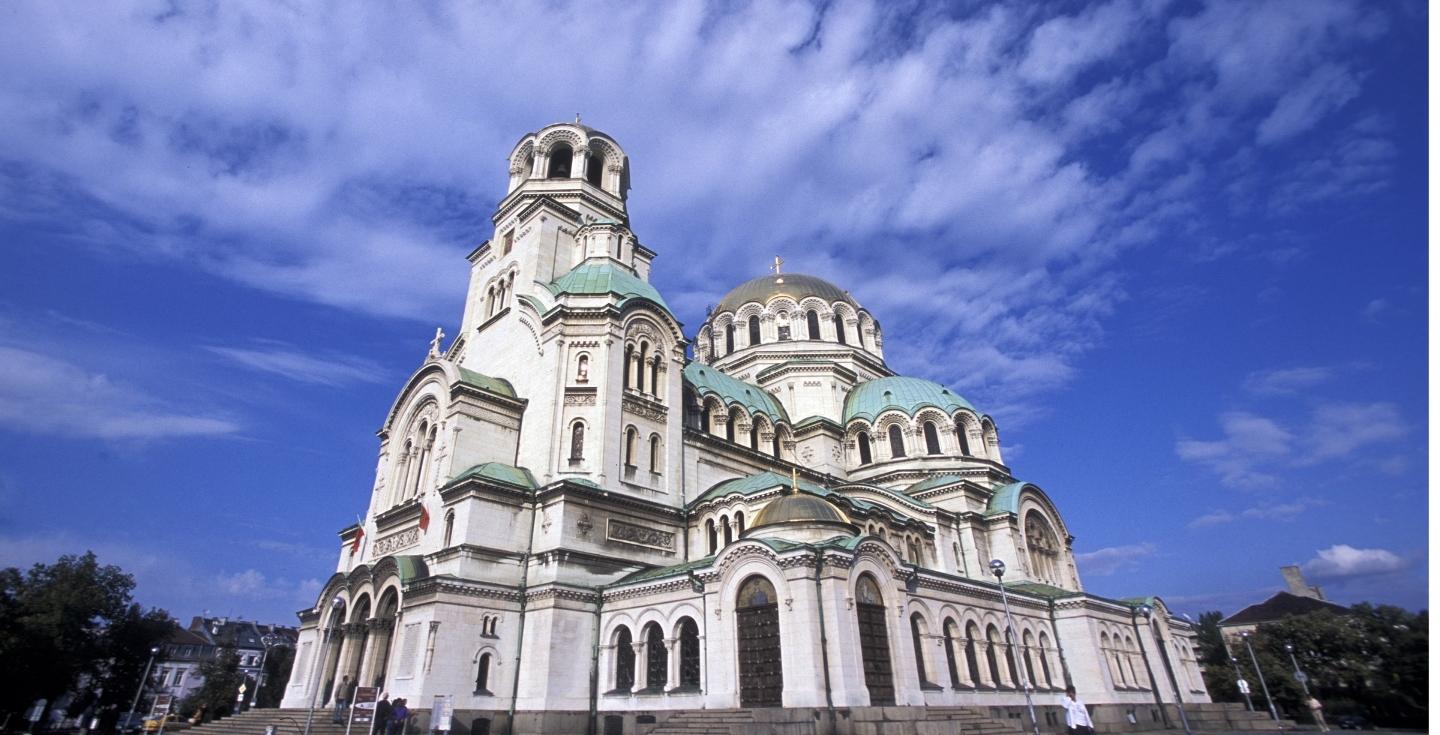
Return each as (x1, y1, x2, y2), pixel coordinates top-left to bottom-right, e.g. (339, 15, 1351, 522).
(1062, 685, 1095, 735)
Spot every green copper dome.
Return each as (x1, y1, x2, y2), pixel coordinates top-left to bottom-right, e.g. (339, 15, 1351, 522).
(843, 376, 977, 424)
(546, 259, 671, 312)
(713, 273, 858, 315)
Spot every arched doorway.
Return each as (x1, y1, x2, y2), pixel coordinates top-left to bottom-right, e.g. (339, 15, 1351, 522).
(854, 574, 895, 705)
(735, 575, 782, 707)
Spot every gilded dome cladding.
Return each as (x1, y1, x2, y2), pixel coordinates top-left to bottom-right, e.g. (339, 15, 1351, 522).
(713, 273, 859, 315)
(751, 492, 853, 529)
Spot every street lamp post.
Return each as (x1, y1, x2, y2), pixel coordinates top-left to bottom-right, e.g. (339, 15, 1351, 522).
(250, 633, 288, 708)
(1285, 644, 1319, 729)
(989, 560, 1040, 735)
(1229, 656, 1255, 711)
(1138, 605, 1192, 735)
(124, 646, 162, 733)
(303, 597, 345, 735)
(1241, 632, 1281, 725)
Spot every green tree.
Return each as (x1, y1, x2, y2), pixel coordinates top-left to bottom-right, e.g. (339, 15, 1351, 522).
(0, 552, 172, 725)
(181, 650, 245, 721)
(256, 646, 295, 708)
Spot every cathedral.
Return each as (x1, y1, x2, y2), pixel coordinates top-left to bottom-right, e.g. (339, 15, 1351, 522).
(280, 122, 1219, 734)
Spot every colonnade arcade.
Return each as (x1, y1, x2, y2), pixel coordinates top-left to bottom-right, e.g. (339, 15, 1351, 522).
(599, 539, 1068, 711)
(297, 564, 406, 704)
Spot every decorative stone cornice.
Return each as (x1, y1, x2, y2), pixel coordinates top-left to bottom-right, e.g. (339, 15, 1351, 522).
(374, 499, 423, 533)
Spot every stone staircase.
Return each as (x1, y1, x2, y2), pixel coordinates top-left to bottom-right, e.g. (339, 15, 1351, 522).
(643, 709, 756, 735)
(179, 708, 362, 735)
(1182, 702, 1298, 731)
(922, 707, 1029, 735)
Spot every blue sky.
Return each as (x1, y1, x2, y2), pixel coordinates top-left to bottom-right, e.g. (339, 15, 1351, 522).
(0, 0, 1427, 625)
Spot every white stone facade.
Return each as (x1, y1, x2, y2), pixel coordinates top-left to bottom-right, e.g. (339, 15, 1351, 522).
(279, 122, 1211, 732)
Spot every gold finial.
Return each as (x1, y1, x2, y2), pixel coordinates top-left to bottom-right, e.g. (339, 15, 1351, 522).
(771, 255, 785, 283)
(789, 467, 799, 495)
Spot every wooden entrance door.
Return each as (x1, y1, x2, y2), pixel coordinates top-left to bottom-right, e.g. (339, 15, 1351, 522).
(855, 574, 895, 705)
(735, 576, 783, 707)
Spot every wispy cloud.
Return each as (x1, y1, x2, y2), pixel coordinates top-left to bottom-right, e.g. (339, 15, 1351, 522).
(1176, 401, 1407, 486)
(1188, 497, 1328, 528)
(0, 345, 238, 440)
(1076, 542, 1156, 577)
(207, 344, 388, 387)
(0, 0, 1400, 425)
(1242, 366, 1336, 396)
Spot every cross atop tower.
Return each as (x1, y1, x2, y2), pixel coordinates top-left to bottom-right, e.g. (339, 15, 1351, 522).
(771, 256, 784, 276)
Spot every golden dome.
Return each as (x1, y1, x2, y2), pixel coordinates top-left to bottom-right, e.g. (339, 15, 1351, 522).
(751, 492, 852, 528)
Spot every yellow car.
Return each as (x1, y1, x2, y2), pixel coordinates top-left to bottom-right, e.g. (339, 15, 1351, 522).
(143, 714, 181, 731)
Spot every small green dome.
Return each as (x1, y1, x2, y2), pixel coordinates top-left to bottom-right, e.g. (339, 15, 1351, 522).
(713, 273, 858, 315)
(843, 376, 977, 424)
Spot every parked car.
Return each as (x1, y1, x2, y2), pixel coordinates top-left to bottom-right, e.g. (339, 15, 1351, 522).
(143, 714, 182, 732)
(1335, 714, 1374, 730)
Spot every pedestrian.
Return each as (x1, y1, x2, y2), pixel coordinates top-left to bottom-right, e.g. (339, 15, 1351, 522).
(387, 699, 409, 735)
(1061, 685, 1095, 735)
(1307, 696, 1329, 732)
(332, 675, 354, 724)
(373, 694, 392, 735)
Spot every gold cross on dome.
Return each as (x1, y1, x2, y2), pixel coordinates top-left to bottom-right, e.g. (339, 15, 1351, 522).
(771, 256, 784, 275)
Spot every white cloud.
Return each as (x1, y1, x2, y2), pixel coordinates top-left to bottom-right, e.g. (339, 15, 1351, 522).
(1363, 298, 1388, 319)
(1188, 497, 1327, 528)
(1301, 544, 1408, 580)
(1242, 366, 1335, 396)
(207, 344, 388, 387)
(0, 345, 239, 440)
(1175, 411, 1293, 487)
(1257, 63, 1362, 144)
(1303, 402, 1407, 462)
(0, 0, 1399, 423)
(1076, 542, 1156, 576)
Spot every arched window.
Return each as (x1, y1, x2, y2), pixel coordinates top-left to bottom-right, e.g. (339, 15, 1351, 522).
(442, 511, 455, 548)
(986, 625, 1005, 688)
(649, 359, 660, 398)
(705, 519, 717, 555)
(648, 434, 661, 473)
(569, 422, 585, 461)
(547, 143, 573, 178)
(724, 324, 734, 353)
(624, 428, 638, 468)
(965, 622, 984, 686)
(1038, 632, 1054, 687)
(749, 423, 759, 451)
(722, 516, 733, 546)
(585, 152, 603, 186)
(575, 354, 589, 383)
(771, 434, 781, 457)
(1022, 631, 1039, 690)
(636, 342, 648, 394)
(725, 414, 736, 443)
(923, 421, 942, 455)
(747, 315, 761, 346)
(956, 423, 971, 456)
(943, 619, 961, 688)
(708, 332, 716, 360)
(623, 345, 633, 389)
(677, 618, 701, 688)
(910, 613, 931, 686)
(485, 287, 495, 318)
(806, 310, 821, 339)
(888, 425, 906, 458)
(643, 623, 666, 692)
(857, 432, 873, 465)
(1026, 511, 1062, 585)
(475, 652, 492, 694)
(834, 313, 847, 344)
(613, 627, 634, 691)
(735, 511, 745, 536)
